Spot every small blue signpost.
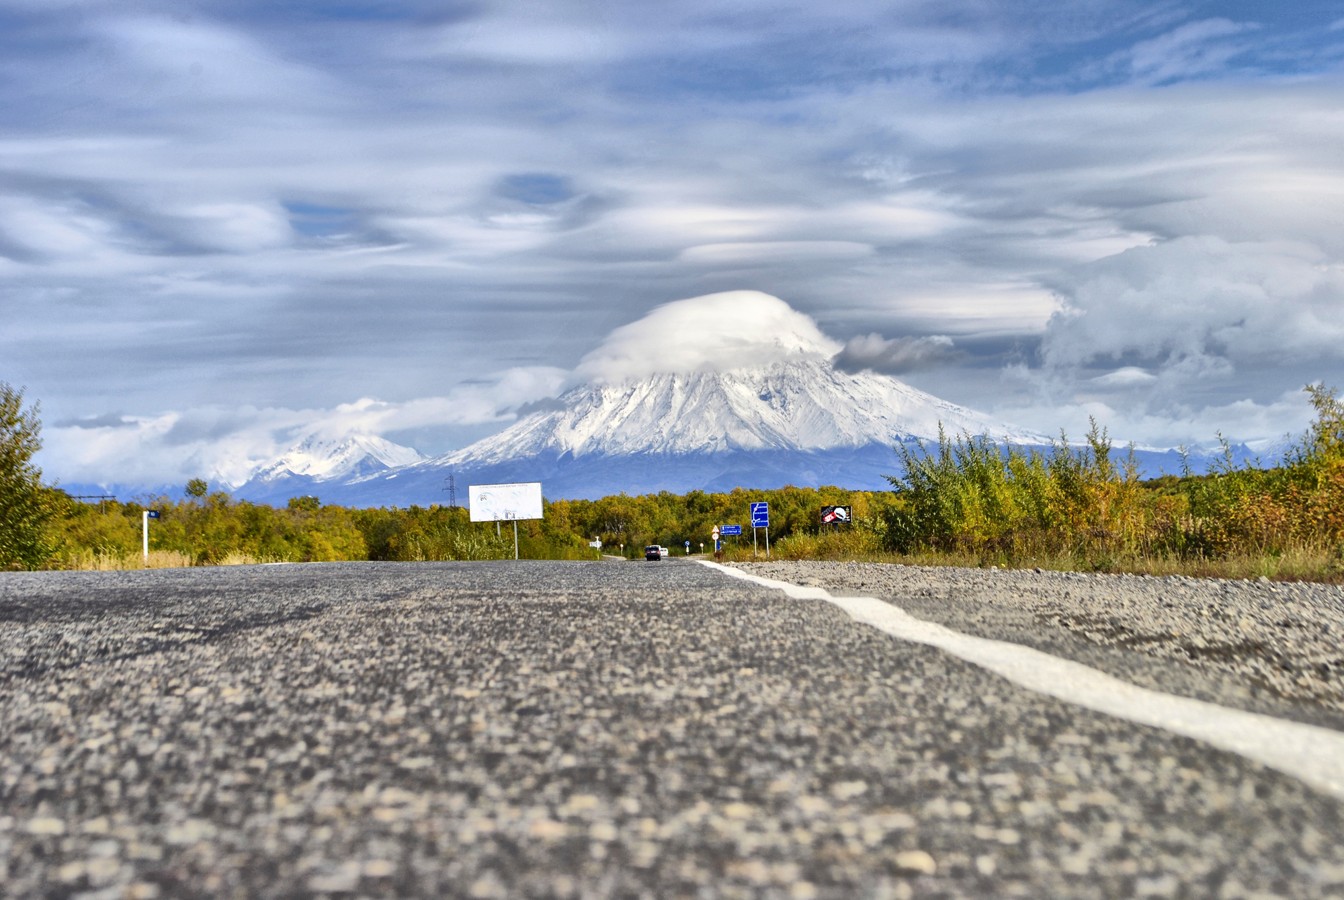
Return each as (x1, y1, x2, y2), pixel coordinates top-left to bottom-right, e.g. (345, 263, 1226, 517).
(749, 502, 770, 557)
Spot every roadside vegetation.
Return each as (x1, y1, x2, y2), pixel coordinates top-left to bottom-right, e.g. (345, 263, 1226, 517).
(4, 382, 1342, 583)
(872, 382, 1344, 582)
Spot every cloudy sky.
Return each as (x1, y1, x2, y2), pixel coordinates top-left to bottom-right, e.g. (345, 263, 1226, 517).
(4, 0, 1343, 487)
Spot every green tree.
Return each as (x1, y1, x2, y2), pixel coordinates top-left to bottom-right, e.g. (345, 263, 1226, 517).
(0, 383, 56, 569)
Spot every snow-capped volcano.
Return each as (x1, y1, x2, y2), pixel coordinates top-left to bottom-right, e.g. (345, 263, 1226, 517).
(232, 357, 1051, 505)
(276, 356, 1055, 503)
(231, 291, 1062, 503)
(438, 357, 1040, 466)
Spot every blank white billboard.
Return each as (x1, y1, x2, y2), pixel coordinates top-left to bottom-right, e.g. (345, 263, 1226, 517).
(468, 482, 543, 522)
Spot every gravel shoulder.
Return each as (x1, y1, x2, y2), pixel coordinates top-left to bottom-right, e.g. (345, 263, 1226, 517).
(734, 561, 1344, 732)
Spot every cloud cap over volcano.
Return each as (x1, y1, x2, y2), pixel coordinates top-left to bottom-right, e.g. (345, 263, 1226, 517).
(574, 290, 843, 384)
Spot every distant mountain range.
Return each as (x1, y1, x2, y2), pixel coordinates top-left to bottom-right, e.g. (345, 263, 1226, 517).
(216, 357, 1241, 506)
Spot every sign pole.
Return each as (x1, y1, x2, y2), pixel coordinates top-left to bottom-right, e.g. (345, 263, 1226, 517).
(141, 510, 159, 565)
(749, 502, 769, 559)
(513, 520, 519, 560)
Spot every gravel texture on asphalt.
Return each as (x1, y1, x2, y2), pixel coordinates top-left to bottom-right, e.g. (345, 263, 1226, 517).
(735, 561, 1344, 731)
(2, 560, 1344, 899)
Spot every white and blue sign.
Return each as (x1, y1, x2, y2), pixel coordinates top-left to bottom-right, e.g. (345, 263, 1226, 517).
(720, 524, 743, 536)
(146, 510, 161, 519)
(750, 502, 770, 528)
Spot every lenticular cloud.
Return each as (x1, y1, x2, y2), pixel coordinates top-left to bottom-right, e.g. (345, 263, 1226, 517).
(574, 290, 842, 384)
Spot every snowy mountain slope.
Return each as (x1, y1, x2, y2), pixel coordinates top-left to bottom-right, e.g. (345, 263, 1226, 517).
(433, 358, 1043, 467)
(234, 433, 424, 503)
(250, 433, 424, 482)
(256, 358, 1056, 503)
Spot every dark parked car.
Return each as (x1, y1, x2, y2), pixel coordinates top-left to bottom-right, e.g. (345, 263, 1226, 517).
(645, 545, 663, 561)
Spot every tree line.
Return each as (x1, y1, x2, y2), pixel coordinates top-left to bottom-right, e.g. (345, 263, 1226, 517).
(39, 482, 894, 569)
(4, 380, 1343, 580)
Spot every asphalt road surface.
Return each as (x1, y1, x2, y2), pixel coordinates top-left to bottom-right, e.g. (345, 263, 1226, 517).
(2, 560, 1343, 898)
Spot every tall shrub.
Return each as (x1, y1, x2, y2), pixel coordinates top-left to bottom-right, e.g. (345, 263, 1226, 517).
(884, 420, 1144, 565)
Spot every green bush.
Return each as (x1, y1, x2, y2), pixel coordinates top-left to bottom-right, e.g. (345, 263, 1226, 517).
(0, 383, 58, 569)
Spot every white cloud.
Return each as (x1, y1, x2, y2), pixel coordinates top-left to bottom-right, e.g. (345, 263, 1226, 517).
(431, 18, 633, 66)
(994, 382, 1317, 455)
(308, 367, 570, 438)
(39, 366, 568, 488)
(988, 235, 1344, 452)
(167, 201, 294, 253)
(96, 13, 334, 104)
(0, 195, 117, 260)
(574, 290, 842, 384)
(833, 334, 958, 374)
(1125, 19, 1255, 84)
(1090, 367, 1157, 388)
(678, 241, 874, 265)
(1040, 237, 1344, 374)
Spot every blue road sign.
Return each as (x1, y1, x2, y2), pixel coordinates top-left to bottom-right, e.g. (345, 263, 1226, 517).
(750, 502, 769, 528)
(720, 524, 743, 536)
(146, 510, 161, 519)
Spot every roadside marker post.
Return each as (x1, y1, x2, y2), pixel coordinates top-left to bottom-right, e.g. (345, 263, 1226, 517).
(142, 510, 160, 566)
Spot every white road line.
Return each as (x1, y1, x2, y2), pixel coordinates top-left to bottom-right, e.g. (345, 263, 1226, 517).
(704, 561, 1344, 802)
